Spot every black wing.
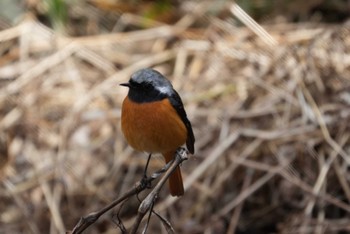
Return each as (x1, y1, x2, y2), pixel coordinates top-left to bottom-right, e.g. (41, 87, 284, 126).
(169, 90, 195, 154)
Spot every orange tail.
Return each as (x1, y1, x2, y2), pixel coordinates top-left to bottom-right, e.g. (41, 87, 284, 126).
(163, 151, 184, 196)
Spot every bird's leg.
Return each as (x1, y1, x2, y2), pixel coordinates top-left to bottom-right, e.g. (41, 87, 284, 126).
(140, 153, 152, 189)
(143, 153, 152, 179)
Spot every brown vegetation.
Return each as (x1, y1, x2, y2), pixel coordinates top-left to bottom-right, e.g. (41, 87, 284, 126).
(0, 1, 349, 233)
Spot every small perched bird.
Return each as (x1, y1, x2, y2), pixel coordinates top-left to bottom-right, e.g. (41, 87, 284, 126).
(120, 68, 195, 196)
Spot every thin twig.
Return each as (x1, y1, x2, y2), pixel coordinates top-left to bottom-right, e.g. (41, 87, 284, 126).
(69, 149, 188, 234)
(130, 149, 188, 234)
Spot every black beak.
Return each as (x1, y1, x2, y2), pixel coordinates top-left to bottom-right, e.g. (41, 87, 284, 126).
(120, 82, 130, 87)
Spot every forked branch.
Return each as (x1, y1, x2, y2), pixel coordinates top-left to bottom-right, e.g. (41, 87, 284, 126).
(68, 148, 188, 234)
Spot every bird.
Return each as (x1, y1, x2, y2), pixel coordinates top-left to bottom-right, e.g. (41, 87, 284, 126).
(120, 68, 195, 196)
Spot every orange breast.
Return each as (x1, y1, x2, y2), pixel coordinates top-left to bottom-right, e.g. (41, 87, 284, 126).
(121, 97, 187, 153)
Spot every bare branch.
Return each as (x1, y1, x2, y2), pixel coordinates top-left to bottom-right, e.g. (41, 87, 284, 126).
(69, 148, 188, 234)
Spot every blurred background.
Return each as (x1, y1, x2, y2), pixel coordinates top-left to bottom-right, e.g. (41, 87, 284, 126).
(0, 0, 349, 233)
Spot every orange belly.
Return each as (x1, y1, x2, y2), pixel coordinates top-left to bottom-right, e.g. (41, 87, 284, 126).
(121, 97, 187, 154)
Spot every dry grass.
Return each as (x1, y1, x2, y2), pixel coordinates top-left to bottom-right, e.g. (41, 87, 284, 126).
(0, 2, 349, 234)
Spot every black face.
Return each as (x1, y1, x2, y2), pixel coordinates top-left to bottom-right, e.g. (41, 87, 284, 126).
(121, 68, 173, 103)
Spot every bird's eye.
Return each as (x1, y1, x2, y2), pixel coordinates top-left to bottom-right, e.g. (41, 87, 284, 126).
(129, 80, 154, 91)
(143, 83, 153, 90)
